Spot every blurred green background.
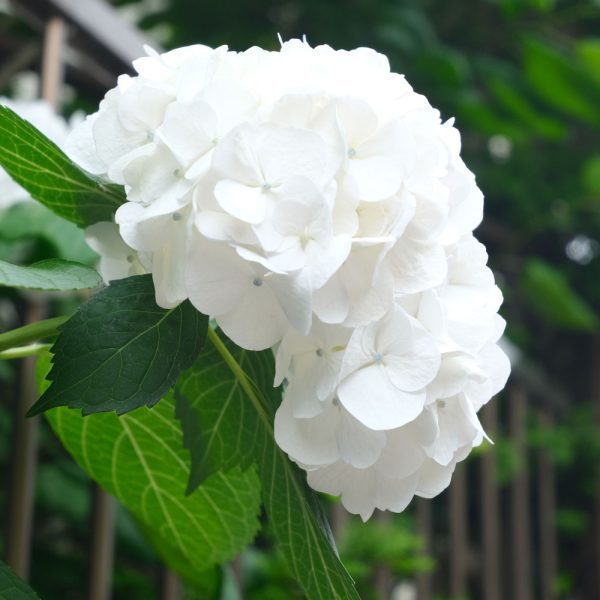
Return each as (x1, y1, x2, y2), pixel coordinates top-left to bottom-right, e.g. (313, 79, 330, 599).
(1, 0, 600, 598)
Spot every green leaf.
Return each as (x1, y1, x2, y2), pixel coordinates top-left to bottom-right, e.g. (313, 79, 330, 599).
(176, 329, 359, 600)
(37, 353, 261, 574)
(581, 154, 600, 195)
(457, 93, 529, 142)
(486, 77, 566, 139)
(528, 0, 556, 11)
(0, 203, 98, 264)
(523, 39, 600, 125)
(576, 38, 600, 86)
(0, 258, 101, 291)
(522, 258, 599, 331)
(0, 560, 40, 599)
(175, 336, 261, 491)
(29, 274, 208, 416)
(0, 105, 124, 227)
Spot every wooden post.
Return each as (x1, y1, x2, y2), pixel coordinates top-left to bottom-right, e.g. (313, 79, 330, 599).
(449, 462, 468, 598)
(88, 485, 116, 600)
(230, 555, 244, 599)
(373, 511, 392, 598)
(416, 498, 433, 600)
(5, 11, 67, 582)
(592, 336, 600, 600)
(510, 384, 533, 600)
(161, 568, 182, 600)
(5, 300, 45, 579)
(480, 401, 501, 600)
(41, 16, 66, 109)
(537, 411, 557, 600)
(332, 501, 349, 539)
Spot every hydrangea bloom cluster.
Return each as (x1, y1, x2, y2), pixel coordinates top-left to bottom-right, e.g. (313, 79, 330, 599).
(67, 40, 510, 520)
(1, 98, 74, 209)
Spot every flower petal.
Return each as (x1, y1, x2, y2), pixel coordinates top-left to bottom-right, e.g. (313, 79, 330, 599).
(274, 398, 340, 465)
(336, 408, 386, 468)
(214, 179, 268, 224)
(338, 365, 426, 430)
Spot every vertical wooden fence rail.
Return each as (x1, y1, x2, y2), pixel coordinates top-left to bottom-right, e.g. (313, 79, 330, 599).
(510, 384, 533, 600)
(449, 464, 468, 597)
(480, 400, 501, 600)
(6, 299, 45, 579)
(537, 410, 557, 600)
(416, 498, 433, 600)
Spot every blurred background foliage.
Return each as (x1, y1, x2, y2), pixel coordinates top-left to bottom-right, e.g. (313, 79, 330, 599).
(1, 0, 600, 598)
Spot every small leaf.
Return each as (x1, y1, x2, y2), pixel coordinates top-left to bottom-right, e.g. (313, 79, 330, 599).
(29, 274, 208, 416)
(523, 39, 600, 125)
(0, 203, 98, 264)
(0, 105, 124, 227)
(36, 353, 261, 574)
(576, 38, 600, 86)
(522, 258, 599, 331)
(0, 560, 40, 599)
(175, 336, 261, 491)
(176, 330, 359, 600)
(486, 76, 566, 140)
(0, 258, 101, 291)
(581, 155, 600, 195)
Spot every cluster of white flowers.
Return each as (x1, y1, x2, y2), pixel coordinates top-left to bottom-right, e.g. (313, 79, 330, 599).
(68, 40, 510, 520)
(0, 98, 74, 209)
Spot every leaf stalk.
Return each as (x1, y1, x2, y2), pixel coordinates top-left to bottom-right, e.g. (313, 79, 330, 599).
(0, 315, 67, 353)
(0, 343, 52, 360)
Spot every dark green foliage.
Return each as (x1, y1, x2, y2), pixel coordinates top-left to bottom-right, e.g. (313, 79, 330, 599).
(521, 258, 599, 330)
(0, 561, 40, 599)
(30, 275, 208, 416)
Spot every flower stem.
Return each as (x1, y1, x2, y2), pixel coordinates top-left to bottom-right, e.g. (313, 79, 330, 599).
(0, 315, 68, 353)
(0, 343, 52, 360)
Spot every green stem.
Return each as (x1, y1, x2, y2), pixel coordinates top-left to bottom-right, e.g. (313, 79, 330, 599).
(0, 343, 52, 360)
(206, 327, 273, 432)
(0, 315, 68, 353)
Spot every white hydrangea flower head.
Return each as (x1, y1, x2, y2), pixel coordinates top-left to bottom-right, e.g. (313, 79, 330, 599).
(67, 38, 511, 519)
